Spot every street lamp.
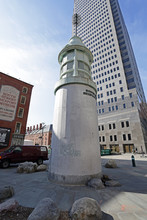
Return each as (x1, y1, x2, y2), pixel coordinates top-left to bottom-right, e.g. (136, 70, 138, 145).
(41, 122, 46, 146)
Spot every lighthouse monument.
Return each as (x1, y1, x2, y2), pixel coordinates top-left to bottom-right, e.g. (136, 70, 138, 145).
(48, 19, 101, 184)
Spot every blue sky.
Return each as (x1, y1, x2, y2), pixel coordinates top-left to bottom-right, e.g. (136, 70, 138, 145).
(0, 0, 147, 127)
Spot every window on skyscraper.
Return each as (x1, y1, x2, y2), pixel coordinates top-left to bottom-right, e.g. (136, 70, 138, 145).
(129, 93, 133, 98)
(120, 87, 123, 92)
(121, 95, 124, 100)
(114, 97, 117, 102)
(123, 104, 126, 108)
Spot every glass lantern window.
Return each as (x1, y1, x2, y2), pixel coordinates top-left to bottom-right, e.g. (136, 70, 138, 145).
(78, 61, 84, 69)
(67, 61, 74, 70)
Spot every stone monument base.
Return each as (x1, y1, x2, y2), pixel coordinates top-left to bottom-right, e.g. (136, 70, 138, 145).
(48, 172, 102, 185)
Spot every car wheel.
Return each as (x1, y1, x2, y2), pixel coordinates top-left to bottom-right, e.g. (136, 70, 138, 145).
(2, 160, 10, 168)
(37, 158, 43, 165)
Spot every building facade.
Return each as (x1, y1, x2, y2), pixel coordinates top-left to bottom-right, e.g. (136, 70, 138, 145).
(25, 124, 52, 147)
(0, 72, 33, 152)
(73, 0, 147, 153)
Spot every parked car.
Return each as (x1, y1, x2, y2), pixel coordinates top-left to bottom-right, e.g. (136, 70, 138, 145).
(0, 145, 48, 168)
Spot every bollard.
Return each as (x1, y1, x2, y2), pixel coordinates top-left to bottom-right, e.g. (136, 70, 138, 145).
(131, 155, 136, 167)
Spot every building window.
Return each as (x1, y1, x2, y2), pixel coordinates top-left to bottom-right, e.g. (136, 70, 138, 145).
(20, 96, 26, 105)
(114, 97, 117, 102)
(121, 121, 124, 128)
(128, 134, 132, 140)
(99, 136, 101, 142)
(123, 103, 126, 108)
(22, 87, 28, 94)
(102, 136, 105, 142)
(126, 121, 129, 127)
(15, 122, 21, 134)
(109, 124, 112, 129)
(67, 61, 74, 69)
(129, 93, 132, 98)
(113, 123, 116, 129)
(131, 102, 134, 107)
(114, 135, 117, 141)
(123, 134, 126, 141)
(110, 135, 113, 141)
(98, 126, 100, 131)
(102, 125, 104, 130)
(17, 108, 24, 118)
(120, 87, 123, 92)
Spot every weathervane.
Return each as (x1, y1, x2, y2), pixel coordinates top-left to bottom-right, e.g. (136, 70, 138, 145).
(72, 13, 80, 36)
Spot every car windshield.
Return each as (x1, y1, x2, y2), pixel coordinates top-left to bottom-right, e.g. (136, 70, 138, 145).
(4, 146, 16, 153)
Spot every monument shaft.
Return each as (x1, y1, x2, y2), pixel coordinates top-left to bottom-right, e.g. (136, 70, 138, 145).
(49, 36, 101, 184)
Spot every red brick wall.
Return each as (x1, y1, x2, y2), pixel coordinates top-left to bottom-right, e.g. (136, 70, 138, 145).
(0, 72, 33, 152)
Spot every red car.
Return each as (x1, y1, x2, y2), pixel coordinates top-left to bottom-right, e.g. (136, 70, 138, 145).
(0, 145, 48, 168)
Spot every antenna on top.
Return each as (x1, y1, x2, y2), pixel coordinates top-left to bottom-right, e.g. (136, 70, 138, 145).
(72, 13, 80, 36)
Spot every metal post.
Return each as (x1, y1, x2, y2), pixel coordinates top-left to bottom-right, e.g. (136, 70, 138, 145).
(131, 155, 136, 167)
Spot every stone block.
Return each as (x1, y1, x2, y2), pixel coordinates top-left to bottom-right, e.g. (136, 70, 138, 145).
(17, 162, 38, 173)
(105, 180, 121, 187)
(36, 164, 47, 172)
(87, 178, 105, 189)
(104, 160, 117, 168)
(0, 198, 19, 212)
(27, 198, 60, 220)
(0, 186, 14, 201)
(70, 197, 102, 220)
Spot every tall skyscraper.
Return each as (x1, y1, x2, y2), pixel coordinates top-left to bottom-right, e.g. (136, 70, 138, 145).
(73, 0, 147, 153)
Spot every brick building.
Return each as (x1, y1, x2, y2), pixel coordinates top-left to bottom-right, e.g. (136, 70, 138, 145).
(25, 124, 52, 147)
(0, 72, 33, 152)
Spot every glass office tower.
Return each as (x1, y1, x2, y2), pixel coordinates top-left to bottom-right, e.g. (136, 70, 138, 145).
(73, 0, 147, 153)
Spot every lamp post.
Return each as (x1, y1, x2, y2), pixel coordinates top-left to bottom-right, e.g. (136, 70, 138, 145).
(41, 123, 46, 146)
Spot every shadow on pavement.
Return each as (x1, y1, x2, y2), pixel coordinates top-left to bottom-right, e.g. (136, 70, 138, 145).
(102, 212, 114, 220)
(101, 158, 147, 194)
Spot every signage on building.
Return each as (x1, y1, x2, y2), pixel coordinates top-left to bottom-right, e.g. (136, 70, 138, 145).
(0, 85, 20, 121)
(0, 127, 11, 148)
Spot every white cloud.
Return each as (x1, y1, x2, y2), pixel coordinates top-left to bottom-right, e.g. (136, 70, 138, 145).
(0, 38, 63, 126)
